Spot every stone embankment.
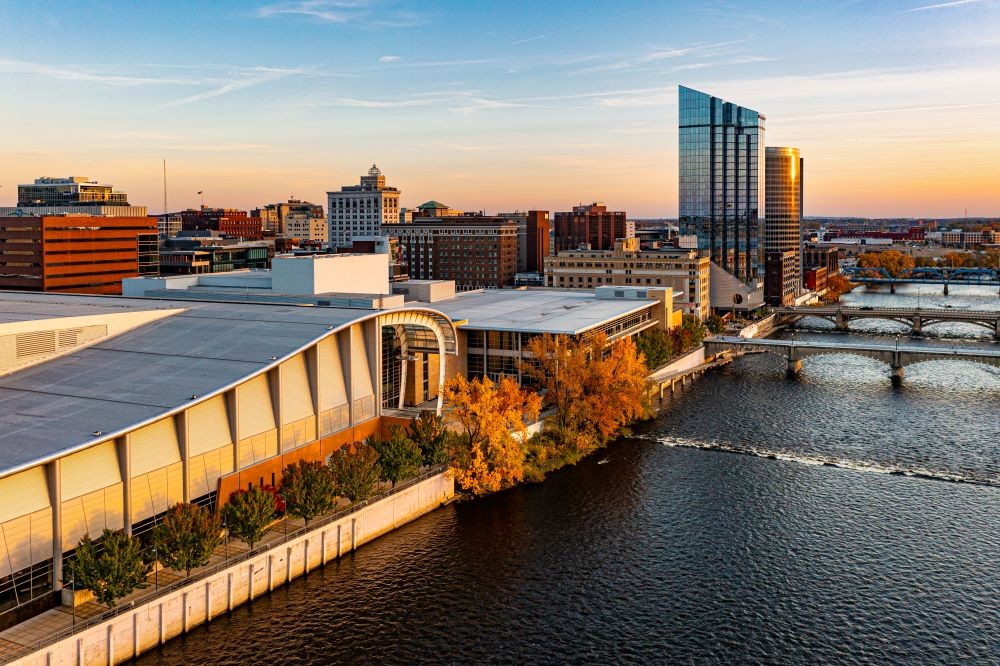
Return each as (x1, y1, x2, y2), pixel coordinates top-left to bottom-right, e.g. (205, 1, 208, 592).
(6, 471, 453, 666)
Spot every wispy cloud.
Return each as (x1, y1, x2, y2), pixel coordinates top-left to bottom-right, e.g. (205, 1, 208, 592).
(309, 90, 529, 114)
(575, 39, 749, 74)
(255, 0, 425, 26)
(162, 67, 301, 106)
(511, 34, 548, 45)
(0, 58, 201, 86)
(901, 0, 984, 12)
(379, 55, 401, 63)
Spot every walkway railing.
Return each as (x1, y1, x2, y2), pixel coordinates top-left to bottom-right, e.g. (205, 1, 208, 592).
(2, 466, 448, 664)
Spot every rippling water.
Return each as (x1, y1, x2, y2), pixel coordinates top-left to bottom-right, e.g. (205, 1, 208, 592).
(137, 287, 1000, 665)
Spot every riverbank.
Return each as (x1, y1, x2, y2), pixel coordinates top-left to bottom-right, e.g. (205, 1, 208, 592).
(518, 346, 720, 483)
(2, 471, 453, 666)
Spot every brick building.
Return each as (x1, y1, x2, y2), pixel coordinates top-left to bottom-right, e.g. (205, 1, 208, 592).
(180, 208, 265, 240)
(0, 216, 158, 294)
(383, 215, 519, 289)
(554, 202, 628, 251)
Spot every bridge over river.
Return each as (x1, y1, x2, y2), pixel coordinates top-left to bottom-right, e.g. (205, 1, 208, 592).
(841, 265, 1000, 294)
(705, 336, 1000, 383)
(774, 305, 1000, 339)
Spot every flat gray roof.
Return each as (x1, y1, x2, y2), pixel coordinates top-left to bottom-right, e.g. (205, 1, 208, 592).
(422, 289, 656, 335)
(0, 292, 438, 476)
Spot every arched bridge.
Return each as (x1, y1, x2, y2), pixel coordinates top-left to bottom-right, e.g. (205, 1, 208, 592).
(774, 306, 1000, 339)
(705, 336, 1000, 383)
(841, 265, 1000, 294)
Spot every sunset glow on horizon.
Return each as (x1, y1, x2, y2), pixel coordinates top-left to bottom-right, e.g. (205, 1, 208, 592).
(1, 0, 998, 218)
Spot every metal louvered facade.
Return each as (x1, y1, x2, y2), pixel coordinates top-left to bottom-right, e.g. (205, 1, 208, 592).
(0, 304, 457, 624)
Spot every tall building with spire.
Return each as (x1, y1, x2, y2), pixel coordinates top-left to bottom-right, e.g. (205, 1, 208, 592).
(678, 86, 765, 284)
(327, 165, 401, 249)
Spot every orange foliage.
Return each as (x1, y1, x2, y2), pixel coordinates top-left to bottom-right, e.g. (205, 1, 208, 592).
(523, 332, 650, 444)
(442, 374, 541, 495)
(857, 250, 915, 278)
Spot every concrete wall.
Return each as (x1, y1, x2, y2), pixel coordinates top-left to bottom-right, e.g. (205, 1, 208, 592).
(271, 254, 389, 295)
(11, 471, 453, 666)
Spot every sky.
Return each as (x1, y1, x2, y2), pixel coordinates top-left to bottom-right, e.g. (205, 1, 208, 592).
(0, 0, 998, 218)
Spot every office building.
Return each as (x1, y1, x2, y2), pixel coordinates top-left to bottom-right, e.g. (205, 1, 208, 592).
(327, 165, 401, 248)
(543, 237, 709, 319)
(413, 201, 463, 218)
(554, 203, 628, 252)
(2, 176, 147, 217)
(678, 86, 764, 283)
(497, 210, 550, 274)
(764, 251, 797, 306)
(764, 146, 803, 299)
(383, 215, 519, 289)
(802, 245, 840, 277)
(0, 216, 158, 294)
(253, 199, 325, 238)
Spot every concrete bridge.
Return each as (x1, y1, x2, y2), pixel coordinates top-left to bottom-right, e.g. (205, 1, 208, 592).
(705, 336, 1000, 383)
(775, 306, 1000, 339)
(841, 265, 1000, 295)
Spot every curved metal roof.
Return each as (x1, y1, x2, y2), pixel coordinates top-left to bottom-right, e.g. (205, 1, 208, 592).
(0, 292, 455, 478)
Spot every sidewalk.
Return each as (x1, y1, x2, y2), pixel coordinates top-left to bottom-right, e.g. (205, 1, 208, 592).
(0, 490, 377, 662)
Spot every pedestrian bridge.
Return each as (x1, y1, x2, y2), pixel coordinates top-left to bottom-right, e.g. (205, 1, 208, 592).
(774, 306, 1000, 339)
(841, 265, 1000, 294)
(705, 336, 1000, 382)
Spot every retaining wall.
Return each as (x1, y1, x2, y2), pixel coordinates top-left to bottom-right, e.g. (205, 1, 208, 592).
(11, 472, 453, 666)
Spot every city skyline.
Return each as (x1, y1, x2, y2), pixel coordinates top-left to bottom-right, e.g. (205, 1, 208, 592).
(1, 0, 999, 217)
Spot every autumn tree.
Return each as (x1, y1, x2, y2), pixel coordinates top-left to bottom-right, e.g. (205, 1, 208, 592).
(407, 410, 450, 466)
(443, 374, 541, 495)
(150, 503, 223, 576)
(329, 442, 381, 503)
(670, 315, 708, 354)
(523, 332, 650, 448)
(281, 460, 337, 525)
(857, 250, 914, 278)
(822, 273, 855, 302)
(222, 486, 277, 550)
(371, 426, 422, 487)
(941, 251, 966, 268)
(65, 529, 148, 607)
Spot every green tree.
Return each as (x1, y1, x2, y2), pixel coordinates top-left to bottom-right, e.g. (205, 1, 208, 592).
(670, 314, 707, 354)
(329, 442, 381, 503)
(65, 529, 148, 607)
(280, 460, 337, 525)
(636, 328, 675, 369)
(407, 410, 450, 466)
(222, 486, 277, 550)
(151, 503, 223, 576)
(371, 427, 422, 487)
(705, 313, 726, 335)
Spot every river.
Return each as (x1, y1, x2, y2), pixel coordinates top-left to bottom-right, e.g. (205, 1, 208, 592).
(136, 286, 1000, 665)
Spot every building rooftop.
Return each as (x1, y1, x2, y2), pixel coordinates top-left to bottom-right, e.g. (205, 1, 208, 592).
(419, 288, 657, 335)
(0, 291, 448, 476)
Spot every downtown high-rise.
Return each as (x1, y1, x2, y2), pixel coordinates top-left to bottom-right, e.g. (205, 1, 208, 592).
(764, 146, 803, 304)
(678, 86, 765, 284)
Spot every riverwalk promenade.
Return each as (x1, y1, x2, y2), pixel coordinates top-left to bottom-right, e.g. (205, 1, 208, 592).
(1, 470, 453, 665)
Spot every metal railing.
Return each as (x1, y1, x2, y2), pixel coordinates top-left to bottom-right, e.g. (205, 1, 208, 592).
(1, 466, 448, 663)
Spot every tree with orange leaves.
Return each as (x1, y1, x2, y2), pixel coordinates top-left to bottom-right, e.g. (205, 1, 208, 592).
(523, 332, 650, 449)
(443, 374, 541, 495)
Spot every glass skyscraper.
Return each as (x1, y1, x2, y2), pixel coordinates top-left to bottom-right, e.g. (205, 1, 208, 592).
(678, 86, 765, 283)
(764, 146, 803, 285)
